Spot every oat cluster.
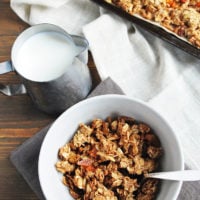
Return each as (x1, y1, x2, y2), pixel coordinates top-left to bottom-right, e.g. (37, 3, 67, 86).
(55, 116, 162, 200)
(106, 0, 200, 48)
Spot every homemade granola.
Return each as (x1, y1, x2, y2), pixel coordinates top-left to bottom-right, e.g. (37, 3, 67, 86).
(55, 116, 163, 200)
(105, 0, 200, 48)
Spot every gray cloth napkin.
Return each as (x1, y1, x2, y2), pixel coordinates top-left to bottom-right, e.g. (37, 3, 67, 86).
(10, 77, 200, 200)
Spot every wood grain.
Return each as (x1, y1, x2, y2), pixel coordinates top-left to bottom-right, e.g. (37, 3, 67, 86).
(0, 1, 100, 199)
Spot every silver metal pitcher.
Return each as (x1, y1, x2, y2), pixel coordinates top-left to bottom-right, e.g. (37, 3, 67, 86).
(0, 24, 92, 114)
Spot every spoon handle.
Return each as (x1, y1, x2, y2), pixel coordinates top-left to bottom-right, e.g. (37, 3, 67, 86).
(146, 170, 200, 181)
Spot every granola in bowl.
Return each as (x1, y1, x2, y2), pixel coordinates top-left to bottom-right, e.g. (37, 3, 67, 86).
(55, 116, 163, 200)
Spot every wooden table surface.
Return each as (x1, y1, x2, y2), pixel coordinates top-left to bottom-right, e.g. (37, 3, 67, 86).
(0, 1, 100, 199)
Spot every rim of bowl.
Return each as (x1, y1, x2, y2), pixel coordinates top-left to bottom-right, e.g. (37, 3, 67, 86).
(38, 94, 184, 200)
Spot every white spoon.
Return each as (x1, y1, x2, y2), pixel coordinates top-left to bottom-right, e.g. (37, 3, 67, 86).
(145, 170, 200, 181)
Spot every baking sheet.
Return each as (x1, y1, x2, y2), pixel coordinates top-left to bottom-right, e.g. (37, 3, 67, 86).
(91, 0, 200, 59)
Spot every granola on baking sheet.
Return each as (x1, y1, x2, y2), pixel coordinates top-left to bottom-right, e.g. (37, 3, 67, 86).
(105, 0, 200, 48)
(55, 116, 163, 200)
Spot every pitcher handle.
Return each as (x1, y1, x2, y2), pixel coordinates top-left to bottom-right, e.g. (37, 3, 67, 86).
(0, 61, 27, 96)
(0, 60, 14, 74)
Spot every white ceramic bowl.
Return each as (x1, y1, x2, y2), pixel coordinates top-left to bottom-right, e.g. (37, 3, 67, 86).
(38, 94, 184, 200)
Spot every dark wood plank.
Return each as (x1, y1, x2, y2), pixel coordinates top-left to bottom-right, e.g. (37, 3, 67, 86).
(0, 138, 39, 200)
(0, 3, 29, 36)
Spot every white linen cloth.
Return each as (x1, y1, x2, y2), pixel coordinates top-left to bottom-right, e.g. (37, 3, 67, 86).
(11, 0, 200, 169)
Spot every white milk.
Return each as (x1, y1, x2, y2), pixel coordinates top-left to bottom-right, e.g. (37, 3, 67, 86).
(16, 31, 78, 82)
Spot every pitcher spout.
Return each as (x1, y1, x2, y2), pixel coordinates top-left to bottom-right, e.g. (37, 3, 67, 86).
(71, 35, 89, 64)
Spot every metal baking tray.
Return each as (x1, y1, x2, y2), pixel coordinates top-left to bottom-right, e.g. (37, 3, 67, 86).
(91, 0, 200, 59)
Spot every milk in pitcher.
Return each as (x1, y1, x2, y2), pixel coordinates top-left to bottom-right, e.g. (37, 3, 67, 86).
(15, 31, 78, 82)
